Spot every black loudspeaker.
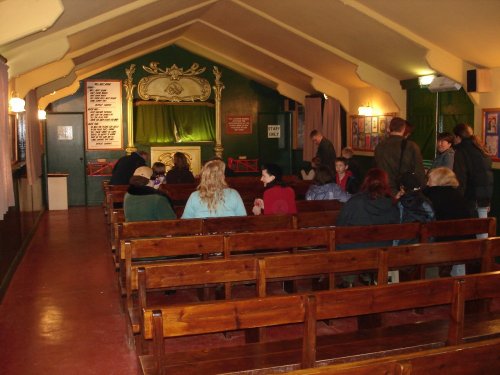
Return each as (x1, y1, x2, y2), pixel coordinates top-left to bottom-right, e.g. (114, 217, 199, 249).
(467, 70, 477, 92)
(467, 69, 492, 92)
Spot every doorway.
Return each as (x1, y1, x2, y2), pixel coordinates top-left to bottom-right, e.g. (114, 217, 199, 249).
(46, 113, 87, 206)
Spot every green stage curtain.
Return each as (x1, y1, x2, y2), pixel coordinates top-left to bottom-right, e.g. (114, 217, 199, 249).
(134, 104, 215, 144)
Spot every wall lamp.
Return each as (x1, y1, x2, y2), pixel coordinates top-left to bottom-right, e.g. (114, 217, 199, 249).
(38, 109, 47, 120)
(358, 105, 373, 116)
(9, 92, 25, 112)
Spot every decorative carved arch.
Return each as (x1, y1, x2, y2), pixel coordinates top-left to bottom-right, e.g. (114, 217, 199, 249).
(123, 62, 224, 157)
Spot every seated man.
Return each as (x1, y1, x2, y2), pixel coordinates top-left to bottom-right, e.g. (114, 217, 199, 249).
(110, 151, 148, 185)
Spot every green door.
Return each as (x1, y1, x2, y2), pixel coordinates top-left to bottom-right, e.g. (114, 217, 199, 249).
(46, 113, 87, 206)
(258, 112, 293, 175)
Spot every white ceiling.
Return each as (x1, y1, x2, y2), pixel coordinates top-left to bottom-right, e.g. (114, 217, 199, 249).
(1, 0, 499, 106)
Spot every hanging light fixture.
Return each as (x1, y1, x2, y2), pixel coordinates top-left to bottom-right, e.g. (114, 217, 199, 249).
(9, 92, 25, 113)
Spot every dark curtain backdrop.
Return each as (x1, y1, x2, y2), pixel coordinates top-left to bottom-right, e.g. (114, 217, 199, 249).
(134, 103, 215, 144)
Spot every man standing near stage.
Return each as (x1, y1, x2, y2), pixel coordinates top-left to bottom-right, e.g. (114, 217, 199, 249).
(310, 129, 336, 170)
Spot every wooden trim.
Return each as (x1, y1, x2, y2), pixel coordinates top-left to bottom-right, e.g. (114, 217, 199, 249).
(134, 100, 214, 107)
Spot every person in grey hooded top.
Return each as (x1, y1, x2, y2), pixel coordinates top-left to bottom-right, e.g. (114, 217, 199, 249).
(305, 165, 351, 202)
(336, 168, 399, 249)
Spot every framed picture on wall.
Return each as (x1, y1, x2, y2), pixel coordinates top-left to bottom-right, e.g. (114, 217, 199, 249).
(482, 108, 500, 160)
(349, 113, 397, 152)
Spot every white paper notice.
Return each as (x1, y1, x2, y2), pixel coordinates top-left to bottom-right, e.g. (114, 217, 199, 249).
(85, 80, 123, 150)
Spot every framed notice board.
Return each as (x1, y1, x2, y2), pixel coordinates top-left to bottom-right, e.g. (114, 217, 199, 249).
(483, 108, 500, 160)
(85, 80, 123, 150)
(350, 114, 396, 152)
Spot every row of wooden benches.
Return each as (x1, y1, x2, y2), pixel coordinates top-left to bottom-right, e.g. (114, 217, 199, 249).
(117, 217, 496, 311)
(103, 176, 312, 207)
(138, 271, 500, 374)
(101, 203, 500, 373)
(128, 235, 500, 351)
(105, 191, 341, 225)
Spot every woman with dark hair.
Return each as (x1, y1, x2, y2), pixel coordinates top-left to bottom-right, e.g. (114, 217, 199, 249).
(336, 168, 399, 285)
(305, 165, 351, 202)
(252, 163, 297, 215)
(337, 168, 399, 228)
(124, 166, 176, 222)
(166, 152, 195, 184)
(452, 123, 493, 219)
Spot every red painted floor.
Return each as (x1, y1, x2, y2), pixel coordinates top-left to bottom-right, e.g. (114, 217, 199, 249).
(0, 207, 137, 375)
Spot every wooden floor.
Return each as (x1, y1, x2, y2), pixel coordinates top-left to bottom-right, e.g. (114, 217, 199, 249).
(0, 207, 137, 375)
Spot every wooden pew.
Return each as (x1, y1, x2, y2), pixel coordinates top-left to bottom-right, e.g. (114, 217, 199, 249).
(138, 271, 500, 375)
(283, 337, 500, 374)
(129, 237, 500, 353)
(295, 199, 343, 212)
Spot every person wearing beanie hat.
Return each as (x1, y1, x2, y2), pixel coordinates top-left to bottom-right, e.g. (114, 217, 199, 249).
(253, 163, 297, 215)
(123, 166, 176, 222)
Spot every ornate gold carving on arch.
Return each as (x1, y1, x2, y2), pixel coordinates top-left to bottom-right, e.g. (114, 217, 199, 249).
(123, 62, 224, 156)
(138, 62, 211, 102)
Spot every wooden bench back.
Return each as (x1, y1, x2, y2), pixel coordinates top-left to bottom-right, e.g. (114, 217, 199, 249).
(294, 210, 339, 228)
(202, 214, 293, 234)
(285, 337, 500, 374)
(296, 199, 343, 212)
(423, 217, 497, 241)
(335, 222, 421, 246)
(126, 234, 224, 259)
(224, 228, 334, 256)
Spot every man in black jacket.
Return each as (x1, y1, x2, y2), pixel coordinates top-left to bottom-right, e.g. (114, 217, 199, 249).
(110, 151, 148, 185)
(310, 129, 336, 170)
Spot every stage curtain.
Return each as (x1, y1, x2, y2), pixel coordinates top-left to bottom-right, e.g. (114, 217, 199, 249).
(134, 104, 214, 144)
(303, 97, 322, 162)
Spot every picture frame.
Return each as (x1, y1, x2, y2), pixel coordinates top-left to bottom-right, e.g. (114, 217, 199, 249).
(350, 113, 396, 152)
(482, 108, 500, 160)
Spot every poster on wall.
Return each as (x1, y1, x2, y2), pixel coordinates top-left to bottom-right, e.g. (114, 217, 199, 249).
(85, 80, 123, 150)
(483, 108, 500, 160)
(350, 114, 396, 152)
(226, 115, 252, 134)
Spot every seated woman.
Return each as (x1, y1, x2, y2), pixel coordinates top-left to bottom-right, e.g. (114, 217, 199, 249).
(182, 159, 246, 218)
(305, 165, 351, 202)
(253, 163, 297, 215)
(124, 166, 176, 222)
(166, 152, 195, 184)
(336, 168, 399, 286)
(424, 167, 473, 277)
(337, 168, 399, 247)
(424, 167, 472, 221)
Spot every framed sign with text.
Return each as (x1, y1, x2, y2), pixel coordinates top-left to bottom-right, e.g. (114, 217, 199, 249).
(85, 80, 123, 150)
(226, 115, 252, 135)
(483, 108, 500, 160)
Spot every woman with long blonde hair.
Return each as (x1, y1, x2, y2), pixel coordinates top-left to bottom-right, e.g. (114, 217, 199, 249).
(182, 159, 246, 218)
